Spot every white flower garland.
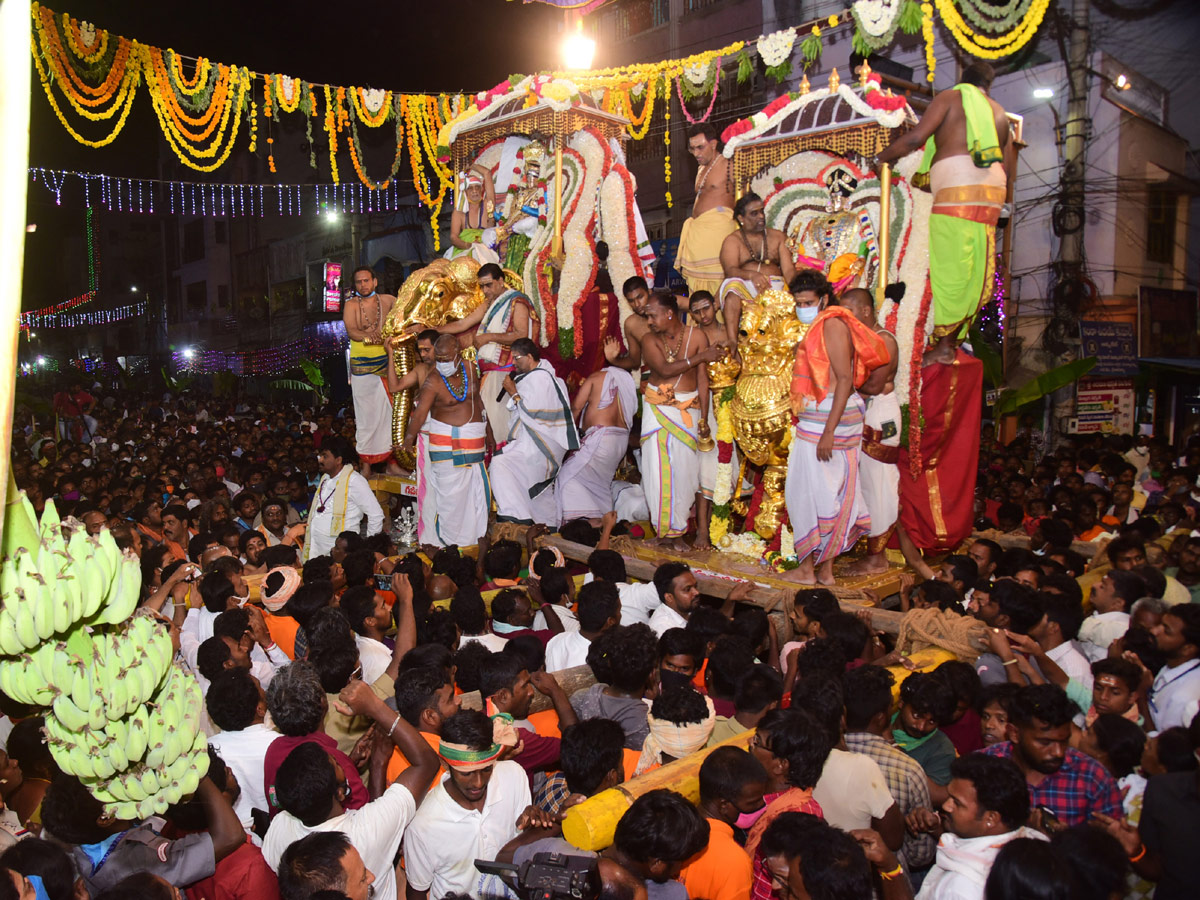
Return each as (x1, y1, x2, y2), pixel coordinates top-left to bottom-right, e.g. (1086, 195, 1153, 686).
(712, 461, 734, 507)
(361, 88, 388, 115)
(555, 131, 610, 344)
(853, 0, 902, 36)
(718, 531, 767, 560)
(757, 28, 797, 68)
(684, 60, 710, 87)
(722, 85, 914, 159)
(600, 169, 640, 329)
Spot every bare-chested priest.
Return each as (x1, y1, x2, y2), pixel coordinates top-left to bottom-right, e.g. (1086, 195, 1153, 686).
(402, 335, 493, 548)
(676, 124, 738, 298)
(640, 292, 721, 548)
(717, 192, 796, 353)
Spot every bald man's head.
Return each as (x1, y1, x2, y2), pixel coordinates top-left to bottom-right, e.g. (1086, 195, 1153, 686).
(428, 574, 457, 602)
(840, 288, 876, 326)
(434, 334, 459, 357)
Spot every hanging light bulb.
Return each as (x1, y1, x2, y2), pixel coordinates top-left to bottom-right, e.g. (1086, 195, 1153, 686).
(563, 19, 596, 70)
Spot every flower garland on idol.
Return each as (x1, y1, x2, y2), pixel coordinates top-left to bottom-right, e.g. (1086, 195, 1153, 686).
(708, 386, 737, 546)
(555, 134, 608, 357)
(598, 163, 646, 329)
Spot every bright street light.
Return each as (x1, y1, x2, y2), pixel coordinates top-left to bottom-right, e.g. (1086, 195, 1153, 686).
(1033, 87, 1054, 99)
(563, 22, 595, 70)
(130, 285, 139, 293)
(36, 356, 45, 366)
(1115, 73, 1130, 90)
(182, 347, 195, 360)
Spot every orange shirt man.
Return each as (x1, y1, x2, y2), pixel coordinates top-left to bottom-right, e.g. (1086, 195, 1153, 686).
(681, 746, 766, 900)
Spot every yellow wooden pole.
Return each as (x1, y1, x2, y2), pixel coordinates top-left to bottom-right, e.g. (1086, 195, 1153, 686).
(0, 0, 32, 547)
(551, 140, 565, 259)
(875, 162, 892, 307)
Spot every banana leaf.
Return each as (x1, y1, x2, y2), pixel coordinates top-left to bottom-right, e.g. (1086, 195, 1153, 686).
(994, 358, 1097, 416)
(270, 379, 316, 393)
(299, 357, 326, 388)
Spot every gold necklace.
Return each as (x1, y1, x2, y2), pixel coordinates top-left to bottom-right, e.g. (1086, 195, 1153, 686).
(662, 328, 685, 363)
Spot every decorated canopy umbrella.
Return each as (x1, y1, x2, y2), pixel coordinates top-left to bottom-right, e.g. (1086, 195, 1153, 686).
(720, 64, 918, 303)
(443, 76, 628, 258)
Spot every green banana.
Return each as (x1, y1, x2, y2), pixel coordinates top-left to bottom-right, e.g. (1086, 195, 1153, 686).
(0, 611, 22, 658)
(70, 657, 92, 711)
(10, 589, 38, 651)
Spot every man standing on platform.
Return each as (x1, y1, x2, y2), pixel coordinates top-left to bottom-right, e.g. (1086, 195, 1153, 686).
(640, 292, 715, 547)
(388, 329, 438, 542)
(786, 272, 888, 585)
(490, 339, 578, 527)
(842, 288, 899, 577)
(303, 436, 385, 562)
(677, 124, 738, 297)
(603, 276, 653, 374)
(434, 263, 536, 442)
(718, 193, 796, 352)
(875, 61, 1012, 364)
(402, 335, 492, 548)
(556, 364, 638, 523)
(343, 267, 398, 474)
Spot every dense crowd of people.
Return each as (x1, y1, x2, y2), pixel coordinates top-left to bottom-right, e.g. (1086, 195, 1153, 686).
(1, 382, 1198, 900)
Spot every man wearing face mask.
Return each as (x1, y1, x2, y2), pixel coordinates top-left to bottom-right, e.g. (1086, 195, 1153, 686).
(343, 266, 399, 474)
(786, 270, 889, 585)
(402, 335, 493, 548)
(490, 338, 578, 527)
(681, 747, 768, 900)
(431, 262, 536, 441)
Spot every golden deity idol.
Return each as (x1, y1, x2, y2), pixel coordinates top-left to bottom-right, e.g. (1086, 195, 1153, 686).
(730, 288, 805, 538)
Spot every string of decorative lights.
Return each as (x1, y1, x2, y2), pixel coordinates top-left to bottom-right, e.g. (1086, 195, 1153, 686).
(21, 300, 146, 332)
(172, 320, 349, 376)
(29, 167, 419, 216)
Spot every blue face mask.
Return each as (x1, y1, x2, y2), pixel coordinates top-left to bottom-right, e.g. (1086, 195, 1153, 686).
(27, 875, 51, 900)
(795, 305, 820, 324)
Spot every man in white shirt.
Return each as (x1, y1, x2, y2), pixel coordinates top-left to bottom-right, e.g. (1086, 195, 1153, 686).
(648, 563, 700, 637)
(340, 585, 395, 685)
(912, 754, 1045, 900)
(206, 667, 279, 832)
(263, 680, 441, 900)
(545, 581, 620, 673)
(587, 548, 663, 626)
(1029, 594, 1093, 694)
(1078, 571, 1139, 663)
(1148, 605, 1200, 731)
(303, 436, 385, 562)
(403, 709, 535, 900)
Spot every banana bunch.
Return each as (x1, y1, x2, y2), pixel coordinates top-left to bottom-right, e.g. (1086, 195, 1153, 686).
(1, 493, 212, 821)
(0, 500, 139, 656)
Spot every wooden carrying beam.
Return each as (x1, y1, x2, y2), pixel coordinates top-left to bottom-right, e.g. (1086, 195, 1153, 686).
(562, 731, 753, 852)
(544, 536, 905, 637)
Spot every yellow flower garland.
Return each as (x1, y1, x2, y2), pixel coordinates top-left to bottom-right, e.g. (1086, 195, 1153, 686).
(148, 65, 250, 172)
(324, 84, 341, 184)
(934, 0, 1051, 58)
(170, 51, 211, 96)
(921, 2, 937, 83)
(662, 79, 672, 208)
(61, 11, 106, 63)
(274, 74, 302, 113)
(31, 36, 140, 147)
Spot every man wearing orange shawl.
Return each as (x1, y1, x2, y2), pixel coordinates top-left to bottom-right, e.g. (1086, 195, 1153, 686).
(786, 271, 889, 585)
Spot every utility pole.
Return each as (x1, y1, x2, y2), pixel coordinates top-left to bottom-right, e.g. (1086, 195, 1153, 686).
(1058, 0, 1090, 271)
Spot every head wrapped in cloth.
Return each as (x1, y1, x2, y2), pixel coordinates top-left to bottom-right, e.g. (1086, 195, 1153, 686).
(635, 689, 716, 775)
(262, 566, 301, 612)
(457, 170, 485, 212)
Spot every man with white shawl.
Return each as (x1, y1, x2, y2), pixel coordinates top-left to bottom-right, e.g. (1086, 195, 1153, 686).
(303, 435, 385, 562)
(556, 366, 637, 523)
(913, 754, 1046, 900)
(490, 339, 579, 527)
(635, 687, 716, 775)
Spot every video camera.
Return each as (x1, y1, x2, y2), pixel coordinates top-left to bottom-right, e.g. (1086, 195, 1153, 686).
(475, 852, 601, 900)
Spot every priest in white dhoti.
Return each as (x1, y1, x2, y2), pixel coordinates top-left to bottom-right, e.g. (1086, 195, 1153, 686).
(557, 367, 637, 523)
(638, 292, 712, 543)
(303, 436, 386, 561)
(843, 288, 901, 577)
(490, 339, 579, 527)
(343, 267, 397, 471)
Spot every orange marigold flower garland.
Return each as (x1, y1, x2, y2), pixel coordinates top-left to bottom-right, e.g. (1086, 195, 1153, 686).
(323, 84, 341, 184)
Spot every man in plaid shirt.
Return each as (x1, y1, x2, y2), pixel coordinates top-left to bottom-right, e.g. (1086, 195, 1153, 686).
(843, 666, 937, 870)
(983, 684, 1122, 827)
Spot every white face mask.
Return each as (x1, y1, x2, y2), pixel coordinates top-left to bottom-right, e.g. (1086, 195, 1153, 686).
(233, 593, 250, 608)
(435, 360, 458, 376)
(795, 305, 820, 324)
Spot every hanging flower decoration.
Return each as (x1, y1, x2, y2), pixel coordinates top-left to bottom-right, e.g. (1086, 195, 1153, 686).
(851, 0, 908, 54)
(708, 386, 737, 546)
(676, 57, 721, 125)
(351, 87, 392, 127)
(348, 96, 404, 191)
(274, 74, 302, 114)
(921, 2, 938, 82)
(861, 73, 909, 111)
(936, 0, 1051, 58)
(662, 78, 672, 208)
(758, 27, 796, 83)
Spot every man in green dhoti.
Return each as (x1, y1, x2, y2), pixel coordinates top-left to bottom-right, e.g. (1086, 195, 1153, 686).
(876, 62, 1014, 364)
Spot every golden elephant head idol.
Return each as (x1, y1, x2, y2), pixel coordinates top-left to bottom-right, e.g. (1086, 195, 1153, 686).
(380, 258, 488, 466)
(731, 288, 803, 538)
